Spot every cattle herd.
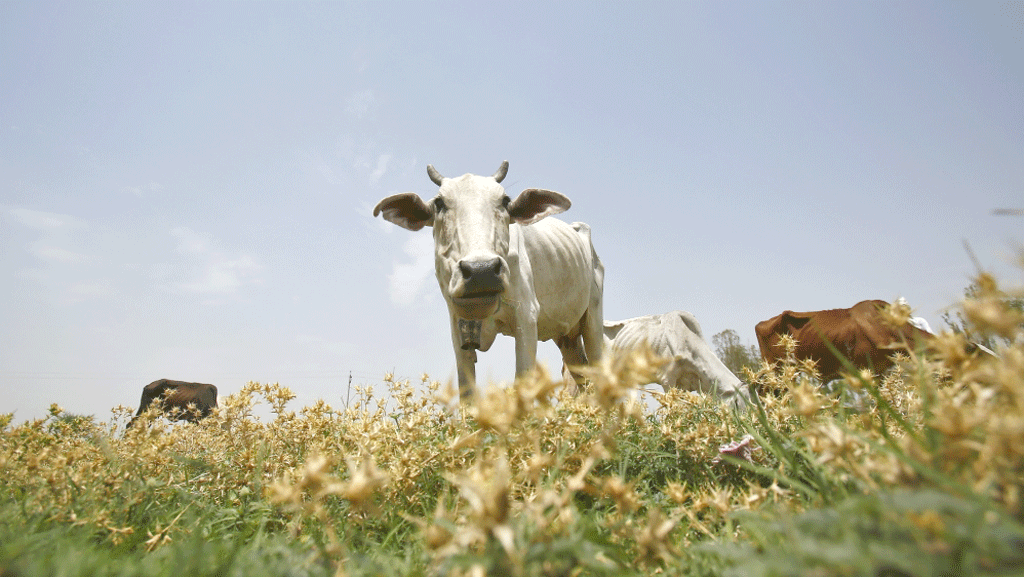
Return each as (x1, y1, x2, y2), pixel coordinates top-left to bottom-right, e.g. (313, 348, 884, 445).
(131, 161, 955, 424)
(368, 161, 956, 412)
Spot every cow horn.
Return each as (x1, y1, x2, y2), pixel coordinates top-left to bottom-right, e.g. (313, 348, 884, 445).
(492, 160, 509, 183)
(427, 164, 445, 186)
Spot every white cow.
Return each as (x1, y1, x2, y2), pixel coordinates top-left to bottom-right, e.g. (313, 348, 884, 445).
(597, 311, 750, 410)
(373, 161, 604, 399)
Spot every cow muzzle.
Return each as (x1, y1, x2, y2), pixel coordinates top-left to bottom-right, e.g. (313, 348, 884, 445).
(451, 256, 505, 320)
(459, 258, 503, 294)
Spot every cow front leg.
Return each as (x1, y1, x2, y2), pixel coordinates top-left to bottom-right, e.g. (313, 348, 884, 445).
(450, 317, 479, 400)
(513, 323, 538, 380)
(455, 347, 478, 400)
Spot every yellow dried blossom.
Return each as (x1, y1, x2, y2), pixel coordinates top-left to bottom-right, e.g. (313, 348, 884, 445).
(788, 379, 829, 418)
(635, 508, 679, 566)
(601, 476, 640, 513)
(665, 481, 690, 505)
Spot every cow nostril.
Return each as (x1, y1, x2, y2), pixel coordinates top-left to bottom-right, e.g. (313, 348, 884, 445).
(460, 258, 502, 280)
(486, 258, 501, 276)
(459, 258, 504, 296)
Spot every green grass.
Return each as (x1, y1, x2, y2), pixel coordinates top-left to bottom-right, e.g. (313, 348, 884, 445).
(2, 277, 1023, 576)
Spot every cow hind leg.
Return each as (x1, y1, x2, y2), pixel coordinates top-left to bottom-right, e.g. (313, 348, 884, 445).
(580, 306, 604, 366)
(557, 334, 588, 396)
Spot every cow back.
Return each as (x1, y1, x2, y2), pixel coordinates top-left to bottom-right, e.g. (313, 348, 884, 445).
(756, 300, 932, 381)
(134, 379, 218, 422)
(604, 311, 749, 407)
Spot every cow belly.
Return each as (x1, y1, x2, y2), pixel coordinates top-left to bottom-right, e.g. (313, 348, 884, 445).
(536, 302, 589, 341)
(534, 286, 590, 341)
(514, 220, 593, 342)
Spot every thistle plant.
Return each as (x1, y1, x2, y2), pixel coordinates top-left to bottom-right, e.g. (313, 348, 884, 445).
(2, 271, 1023, 577)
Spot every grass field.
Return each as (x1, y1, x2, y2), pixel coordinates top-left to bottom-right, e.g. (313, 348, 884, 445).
(2, 273, 1023, 576)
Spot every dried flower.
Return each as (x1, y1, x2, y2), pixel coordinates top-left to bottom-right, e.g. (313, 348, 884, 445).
(711, 434, 757, 464)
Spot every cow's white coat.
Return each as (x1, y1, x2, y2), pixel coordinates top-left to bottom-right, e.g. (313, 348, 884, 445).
(601, 311, 750, 410)
(374, 162, 604, 398)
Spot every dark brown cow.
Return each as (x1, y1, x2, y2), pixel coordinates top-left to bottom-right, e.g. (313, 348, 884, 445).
(755, 300, 932, 382)
(127, 379, 218, 428)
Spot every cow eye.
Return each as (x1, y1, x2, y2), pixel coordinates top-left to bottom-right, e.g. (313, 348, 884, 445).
(500, 195, 511, 209)
(433, 197, 447, 212)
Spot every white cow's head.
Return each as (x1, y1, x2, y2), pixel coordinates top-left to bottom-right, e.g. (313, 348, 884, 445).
(373, 161, 570, 319)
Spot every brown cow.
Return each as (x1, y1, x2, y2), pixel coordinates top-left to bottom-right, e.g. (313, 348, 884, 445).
(755, 300, 932, 382)
(127, 379, 218, 428)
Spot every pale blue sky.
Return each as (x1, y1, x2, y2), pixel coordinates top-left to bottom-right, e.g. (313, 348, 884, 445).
(2, 2, 1022, 422)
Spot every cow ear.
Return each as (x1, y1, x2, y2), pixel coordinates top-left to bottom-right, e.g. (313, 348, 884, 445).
(373, 192, 434, 231)
(508, 189, 571, 225)
(604, 320, 626, 340)
(676, 311, 704, 338)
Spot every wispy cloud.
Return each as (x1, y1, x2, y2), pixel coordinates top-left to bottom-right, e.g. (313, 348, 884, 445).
(178, 256, 261, 294)
(353, 151, 394, 187)
(388, 234, 435, 306)
(62, 280, 114, 304)
(172, 227, 213, 254)
(7, 208, 112, 305)
(345, 89, 375, 119)
(9, 208, 87, 231)
(369, 154, 391, 185)
(293, 147, 338, 185)
(295, 141, 397, 189)
(7, 208, 95, 267)
(166, 227, 263, 296)
(15, 268, 48, 282)
(28, 244, 95, 264)
(294, 333, 357, 357)
(352, 47, 370, 73)
(122, 182, 164, 196)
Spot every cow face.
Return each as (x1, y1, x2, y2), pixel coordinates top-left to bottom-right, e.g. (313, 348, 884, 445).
(374, 162, 570, 320)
